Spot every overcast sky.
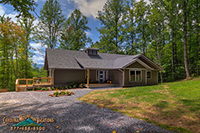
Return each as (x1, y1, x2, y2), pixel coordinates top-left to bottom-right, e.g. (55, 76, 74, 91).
(0, 0, 149, 66)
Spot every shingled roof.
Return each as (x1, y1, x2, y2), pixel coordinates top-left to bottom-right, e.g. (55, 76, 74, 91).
(44, 49, 162, 70)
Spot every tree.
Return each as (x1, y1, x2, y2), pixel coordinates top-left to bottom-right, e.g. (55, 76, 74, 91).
(94, 0, 126, 54)
(0, 15, 33, 90)
(122, 0, 137, 55)
(0, 0, 36, 17)
(36, 0, 65, 49)
(182, 0, 190, 78)
(18, 16, 35, 78)
(134, 0, 150, 55)
(59, 9, 91, 50)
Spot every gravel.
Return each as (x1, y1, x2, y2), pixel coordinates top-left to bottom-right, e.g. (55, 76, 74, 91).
(0, 89, 173, 133)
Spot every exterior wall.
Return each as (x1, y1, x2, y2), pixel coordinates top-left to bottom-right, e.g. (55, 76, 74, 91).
(124, 61, 158, 87)
(139, 57, 158, 69)
(90, 70, 98, 83)
(124, 69, 146, 86)
(54, 69, 85, 85)
(110, 70, 123, 86)
(147, 70, 158, 85)
(126, 62, 145, 68)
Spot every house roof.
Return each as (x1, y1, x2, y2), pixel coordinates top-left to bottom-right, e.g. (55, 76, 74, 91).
(45, 49, 162, 70)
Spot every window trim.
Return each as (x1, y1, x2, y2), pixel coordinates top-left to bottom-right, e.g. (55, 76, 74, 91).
(147, 70, 152, 79)
(129, 69, 142, 82)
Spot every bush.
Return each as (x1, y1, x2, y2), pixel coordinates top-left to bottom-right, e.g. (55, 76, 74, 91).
(60, 90, 65, 95)
(53, 91, 59, 96)
(41, 88, 46, 90)
(58, 86, 63, 89)
(64, 86, 68, 89)
(65, 90, 71, 95)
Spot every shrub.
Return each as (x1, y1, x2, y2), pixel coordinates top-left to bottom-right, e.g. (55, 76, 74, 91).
(53, 91, 59, 96)
(41, 88, 46, 90)
(64, 86, 68, 89)
(58, 86, 63, 89)
(60, 90, 65, 95)
(65, 90, 71, 95)
(79, 83, 85, 88)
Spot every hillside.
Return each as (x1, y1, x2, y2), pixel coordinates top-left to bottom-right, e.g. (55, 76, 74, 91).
(79, 78, 200, 133)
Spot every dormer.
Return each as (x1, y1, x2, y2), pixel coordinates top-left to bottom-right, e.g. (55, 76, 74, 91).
(84, 47, 99, 56)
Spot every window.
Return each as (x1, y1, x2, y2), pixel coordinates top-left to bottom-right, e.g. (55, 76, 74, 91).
(93, 51, 97, 55)
(130, 70, 142, 82)
(88, 50, 92, 55)
(130, 70, 135, 81)
(147, 71, 151, 79)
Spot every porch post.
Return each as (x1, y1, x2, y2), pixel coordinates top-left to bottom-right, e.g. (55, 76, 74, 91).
(123, 69, 125, 87)
(145, 70, 147, 85)
(52, 69, 55, 86)
(87, 69, 90, 85)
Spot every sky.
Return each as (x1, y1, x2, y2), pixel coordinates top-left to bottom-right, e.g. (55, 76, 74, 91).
(0, 0, 149, 67)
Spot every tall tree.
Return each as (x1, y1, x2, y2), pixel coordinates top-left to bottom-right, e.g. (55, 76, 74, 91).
(59, 9, 91, 50)
(122, 0, 137, 55)
(180, 0, 191, 78)
(36, 0, 65, 49)
(18, 16, 35, 78)
(94, 0, 126, 54)
(134, 0, 150, 55)
(0, 16, 32, 90)
(0, 0, 36, 17)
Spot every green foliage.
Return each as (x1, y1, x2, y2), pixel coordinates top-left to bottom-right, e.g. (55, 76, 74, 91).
(93, 0, 127, 54)
(59, 9, 92, 50)
(53, 91, 59, 96)
(0, 0, 36, 17)
(35, 0, 65, 49)
(0, 16, 34, 90)
(32, 66, 47, 78)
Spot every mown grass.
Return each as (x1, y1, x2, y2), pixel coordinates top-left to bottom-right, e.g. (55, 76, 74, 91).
(79, 78, 200, 133)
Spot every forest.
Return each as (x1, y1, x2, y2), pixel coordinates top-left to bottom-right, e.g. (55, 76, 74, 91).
(0, 0, 199, 90)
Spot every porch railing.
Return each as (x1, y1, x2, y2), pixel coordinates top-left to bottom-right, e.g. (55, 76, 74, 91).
(15, 77, 53, 92)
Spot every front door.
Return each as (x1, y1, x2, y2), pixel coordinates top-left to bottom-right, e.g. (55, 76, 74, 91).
(99, 70, 105, 83)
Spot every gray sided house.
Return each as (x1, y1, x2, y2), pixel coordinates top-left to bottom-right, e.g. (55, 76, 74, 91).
(44, 48, 162, 87)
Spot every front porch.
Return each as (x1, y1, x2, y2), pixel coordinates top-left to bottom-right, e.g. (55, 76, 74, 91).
(85, 69, 123, 88)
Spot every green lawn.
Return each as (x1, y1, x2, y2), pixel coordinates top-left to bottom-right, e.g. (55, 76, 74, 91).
(79, 78, 200, 133)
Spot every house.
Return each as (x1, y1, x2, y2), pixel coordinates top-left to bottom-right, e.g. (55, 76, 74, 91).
(44, 48, 162, 87)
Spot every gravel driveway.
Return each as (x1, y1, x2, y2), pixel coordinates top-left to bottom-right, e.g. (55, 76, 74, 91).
(0, 89, 172, 133)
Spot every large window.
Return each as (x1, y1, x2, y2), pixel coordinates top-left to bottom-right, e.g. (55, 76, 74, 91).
(147, 71, 151, 79)
(130, 70, 142, 82)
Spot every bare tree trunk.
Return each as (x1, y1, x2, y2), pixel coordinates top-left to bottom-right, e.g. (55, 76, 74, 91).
(131, 17, 134, 55)
(182, 0, 190, 79)
(196, 0, 200, 75)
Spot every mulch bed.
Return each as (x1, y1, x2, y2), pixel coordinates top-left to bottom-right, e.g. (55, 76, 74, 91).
(0, 89, 9, 93)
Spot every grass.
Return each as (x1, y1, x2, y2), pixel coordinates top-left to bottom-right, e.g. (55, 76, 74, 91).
(79, 78, 200, 133)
